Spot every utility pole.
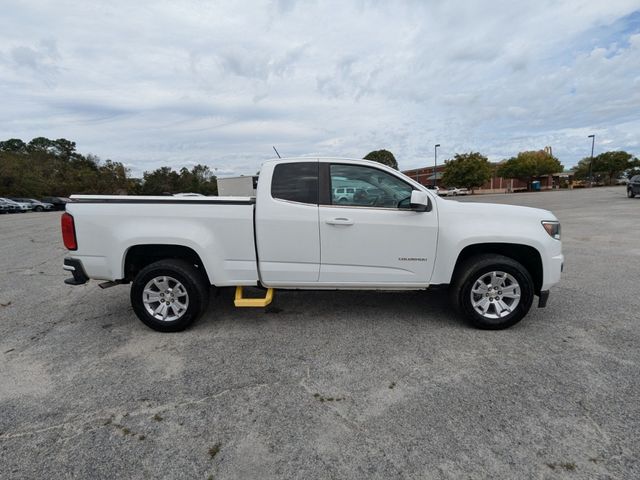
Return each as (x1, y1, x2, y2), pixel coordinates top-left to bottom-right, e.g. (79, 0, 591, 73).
(434, 144, 440, 188)
(588, 135, 595, 186)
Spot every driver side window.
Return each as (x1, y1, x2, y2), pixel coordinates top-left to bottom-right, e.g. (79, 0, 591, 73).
(329, 164, 413, 209)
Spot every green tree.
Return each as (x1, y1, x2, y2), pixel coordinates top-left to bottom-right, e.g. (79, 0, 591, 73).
(571, 151, 635, 184)
(570, 158, 591, 180)
(0, 136, 219, 197)
(497, 150, 563, 189)
(364, 149, 398, 169)
(27, 137, 56, 154)
(127, 178, 143, 195)
(52, 138, 77, 159)
(95, 159, 130, 194)
(441, 152, 492, 192)
(627, 158, 640, 178)
(0, 136, 126, 196)
(140, 164, 217, 195)
(182, 164, 217, 195)
(0, 151, 45, 195)
(0, 138, 28, 153)
(594, 151, 632, 185)
(141, 166, 181, 195)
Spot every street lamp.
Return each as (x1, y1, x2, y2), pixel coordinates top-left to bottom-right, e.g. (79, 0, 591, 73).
(588, 134, 595, 186)
(434, 144, 440, 188)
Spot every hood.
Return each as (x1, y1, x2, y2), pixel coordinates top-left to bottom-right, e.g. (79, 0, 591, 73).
(438, 198, 558, 222)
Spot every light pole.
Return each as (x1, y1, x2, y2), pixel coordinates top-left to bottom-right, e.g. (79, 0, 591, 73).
(434, 144, 440, 188)
(588, 134, 595, 186)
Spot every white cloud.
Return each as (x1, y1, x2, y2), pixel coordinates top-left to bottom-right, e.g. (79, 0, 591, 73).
(0, 0, 639, 176)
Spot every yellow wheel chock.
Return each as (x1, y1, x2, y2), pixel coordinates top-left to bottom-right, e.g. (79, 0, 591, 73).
(234, 286, 274, 307)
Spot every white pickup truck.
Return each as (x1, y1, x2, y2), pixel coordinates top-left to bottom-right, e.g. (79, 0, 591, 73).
(61, 157, 563, 332)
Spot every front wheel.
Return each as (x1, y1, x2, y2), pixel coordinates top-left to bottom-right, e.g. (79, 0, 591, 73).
(628, 189, 635, 198)
(34, 206, 44, 212)
(130, 259, 210, 332)
(450, 254, 534, 330)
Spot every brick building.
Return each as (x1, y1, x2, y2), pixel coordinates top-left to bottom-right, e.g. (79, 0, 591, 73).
(402, 163, 565, 194)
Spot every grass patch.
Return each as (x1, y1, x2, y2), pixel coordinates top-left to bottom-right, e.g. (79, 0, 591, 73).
(314, 393, 346, 402)
(546, 462, 576, 471)
(208, 443, 222, 459)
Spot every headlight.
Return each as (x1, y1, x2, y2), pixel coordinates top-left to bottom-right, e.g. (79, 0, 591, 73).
(542, 221, 561, 240)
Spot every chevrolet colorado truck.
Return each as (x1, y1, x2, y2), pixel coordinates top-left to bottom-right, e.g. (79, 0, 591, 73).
(61, 157, 563, 332)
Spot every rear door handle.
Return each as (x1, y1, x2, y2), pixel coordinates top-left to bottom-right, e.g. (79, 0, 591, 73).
(325, 217, 354, 226)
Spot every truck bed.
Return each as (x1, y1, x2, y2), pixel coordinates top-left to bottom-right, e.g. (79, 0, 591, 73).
(66, 195, 259, 286)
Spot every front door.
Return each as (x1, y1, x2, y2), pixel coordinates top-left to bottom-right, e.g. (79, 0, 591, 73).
(318, 163, 438, 286)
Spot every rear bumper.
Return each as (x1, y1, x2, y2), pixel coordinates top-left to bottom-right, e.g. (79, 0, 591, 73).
(63, 257, 89, 285)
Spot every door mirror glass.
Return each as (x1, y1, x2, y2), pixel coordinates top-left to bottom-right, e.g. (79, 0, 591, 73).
(410, 190, 431, 212)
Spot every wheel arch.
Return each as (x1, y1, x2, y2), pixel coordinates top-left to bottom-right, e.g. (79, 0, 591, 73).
(123, 244, 210, 284)
(451, 243, 543, 294)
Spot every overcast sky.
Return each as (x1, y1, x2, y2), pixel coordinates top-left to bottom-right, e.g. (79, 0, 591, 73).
(1, 1, 639, 176)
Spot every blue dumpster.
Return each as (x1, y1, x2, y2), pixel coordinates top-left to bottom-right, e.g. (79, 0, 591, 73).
(531, 180, 541, 191)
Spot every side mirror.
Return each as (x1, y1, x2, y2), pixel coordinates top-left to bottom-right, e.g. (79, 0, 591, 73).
(410, 190, 431, 212)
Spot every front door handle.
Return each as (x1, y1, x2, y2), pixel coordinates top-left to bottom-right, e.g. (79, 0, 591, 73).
(325, 217, 354, 226)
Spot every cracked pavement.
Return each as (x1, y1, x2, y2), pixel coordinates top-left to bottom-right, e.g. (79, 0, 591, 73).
(1, 187, 639, 479)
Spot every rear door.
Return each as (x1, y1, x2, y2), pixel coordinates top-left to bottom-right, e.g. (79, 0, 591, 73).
(255, 161, 321, 285)
(318, 162, 438, 287)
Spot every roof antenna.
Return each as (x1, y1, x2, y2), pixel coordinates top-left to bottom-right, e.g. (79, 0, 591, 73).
(272, 146, 281, 158)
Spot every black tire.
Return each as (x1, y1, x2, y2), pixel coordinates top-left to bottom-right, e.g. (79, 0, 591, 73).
(34, 206, 44, 212)
(450, 254, 534, 330)
(628, 189, 635, 198)
(130, 259, 210, 332)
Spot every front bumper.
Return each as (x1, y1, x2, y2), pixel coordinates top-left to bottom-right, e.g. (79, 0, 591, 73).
(541, 253, 564, 291)
(538, 252, 564, 308)
(63, 257, 89, 285)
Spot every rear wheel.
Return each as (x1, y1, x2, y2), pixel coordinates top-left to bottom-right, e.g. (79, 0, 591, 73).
(628, 188, 635, 198)
(450, 254, 534, 330)
(130, 259, 210, 332)
(34, 206, 44, 212)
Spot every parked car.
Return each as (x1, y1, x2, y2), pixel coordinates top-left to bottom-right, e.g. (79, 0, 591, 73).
(62, 157, 563, 333)
(0, 198, 17, 213)
(439, 187, 469, 197)
(627, 175, 640, 198)
(332, 187, 356, 204)
(0, 197, 31, 212)
(9, 198, 53, 212)
(41, 196, 72, 211)
(616, 177, 629, 185)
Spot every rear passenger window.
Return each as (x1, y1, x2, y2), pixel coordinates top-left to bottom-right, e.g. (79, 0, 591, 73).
(271, 162, 319, 204)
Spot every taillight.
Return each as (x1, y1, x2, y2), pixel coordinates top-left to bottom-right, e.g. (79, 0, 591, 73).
(61, 213, 77, 250)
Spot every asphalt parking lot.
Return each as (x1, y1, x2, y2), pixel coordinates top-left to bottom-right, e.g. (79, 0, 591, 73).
(1, 187, 638, 479)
